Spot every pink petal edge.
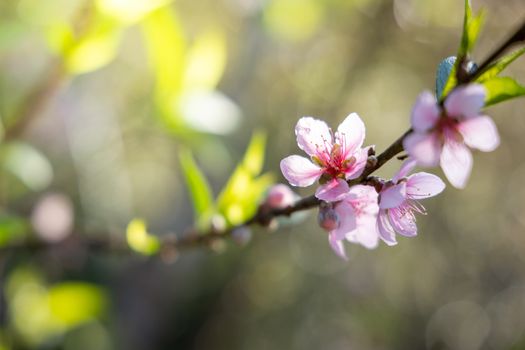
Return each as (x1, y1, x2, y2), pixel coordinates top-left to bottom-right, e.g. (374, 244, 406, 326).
(440, 138, 473, 189)
(406, 172, 446, 199)
(411, 91, 440, 132)
(379, 183, 407, 209)
(280, 155, 323, 187)
(335, 113, 365, 158)
(444, 84, 486, 119)
(403, 132, 442, 167)
(315, 178, 350, 202)
(295, 117, 333, 157)
(457, 116, 500, 152)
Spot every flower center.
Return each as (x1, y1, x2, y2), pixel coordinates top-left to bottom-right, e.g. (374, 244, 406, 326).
(435, 114, 463, 143)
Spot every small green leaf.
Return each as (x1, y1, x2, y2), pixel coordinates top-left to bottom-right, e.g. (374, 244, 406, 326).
(216, 132, 272, 226)
(64, 21, 122, 75)
(178, 149, 214, 225)
(442, 0, 485, 100)
(436, 57, 457, 99)
(458, 0, 485, 59)
(483, 76, 525, 107)
(476, 47, 525, 83)
(241, 131, 266, 176)
(126, 219, 160, 255)
(46, 14, 123, 75)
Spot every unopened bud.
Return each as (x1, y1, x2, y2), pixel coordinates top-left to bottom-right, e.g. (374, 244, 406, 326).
(318, 203, 340, 231)
(265, 184, 296, 209)
(231, 226, 252, 246)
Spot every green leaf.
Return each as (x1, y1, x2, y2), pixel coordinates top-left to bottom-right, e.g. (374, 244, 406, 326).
(126, 219, 160, 255)
(48, 282, 107, 327)
(483, 76, 525, 107)
(141, 7, 186, 115)
(458, 0, 485, 59)
(217, 132, 273, 225)
(0, 214, 29, 247)
(476, 47, 525, 83)
(241, 130, 266, 176)
(182, 30, 227, 91)
(45, 13, 123, 75)
(442, 0, 485, 100)
(178, 149, 214, 225)
(63, 16, 122, 75)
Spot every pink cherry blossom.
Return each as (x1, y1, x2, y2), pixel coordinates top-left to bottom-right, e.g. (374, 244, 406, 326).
(403, 84, 499, 189)
(377, 159, 445, 246)
(323, 185, 379, 260)
(280, 114, 372, 202)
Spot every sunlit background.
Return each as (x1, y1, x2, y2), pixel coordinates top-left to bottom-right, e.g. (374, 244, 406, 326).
(1, 0, 525, 349)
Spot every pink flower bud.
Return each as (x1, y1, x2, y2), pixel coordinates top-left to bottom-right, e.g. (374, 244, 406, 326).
(265, 184, 296, 209)
(318, 203, 340, 231)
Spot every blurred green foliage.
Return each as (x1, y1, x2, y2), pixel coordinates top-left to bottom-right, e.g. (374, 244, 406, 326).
(126, 218, 160, 255)
(217, 131, 273, 226)
(5, 267, 107, 347)
(0, 214, 28, 247)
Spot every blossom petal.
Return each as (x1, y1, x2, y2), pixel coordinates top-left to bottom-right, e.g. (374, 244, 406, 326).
(392, 158, 417, 182)
(346, 185, 379, 213)
(335, 113, 365, 158)
(344, 146, 371, 180)
(379, 183, 407, 209)
(403, 132, 442, 167)
(344, 185, 379, 249)
(333, 201, 357, 240)
(347, 213, 379, 249)
(411, 91, 440, 132)
(445, 84, 486, 119)
(315, 178, 350, 202)
(388, 206, 417, 237)
(457, 116, 500, 152)
(280, 155, 323, 187)
(440, 138, 473, 189)
(377, 210, 397, 246)
(295, 117, 333, 157)
(328, 232, 348, 260)
(406, 172, 446, 199)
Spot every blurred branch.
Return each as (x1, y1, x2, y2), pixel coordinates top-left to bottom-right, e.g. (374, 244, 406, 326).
(4, 62, 66, 141)
(3, 1, 95, 141)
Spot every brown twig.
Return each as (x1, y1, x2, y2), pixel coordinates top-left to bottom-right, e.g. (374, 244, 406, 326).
(4, 62, 66, 141)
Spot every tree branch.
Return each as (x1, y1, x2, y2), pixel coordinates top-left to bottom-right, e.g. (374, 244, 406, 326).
(2, 14, 525, 259)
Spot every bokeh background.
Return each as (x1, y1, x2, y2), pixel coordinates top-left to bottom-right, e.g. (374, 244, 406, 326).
(1, 0, 525, 349)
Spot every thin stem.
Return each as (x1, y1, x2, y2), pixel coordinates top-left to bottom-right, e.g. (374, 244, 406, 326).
(466, 19, 525, 83)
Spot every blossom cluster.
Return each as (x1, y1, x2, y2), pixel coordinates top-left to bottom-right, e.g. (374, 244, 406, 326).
(280, 84, 499, 259)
